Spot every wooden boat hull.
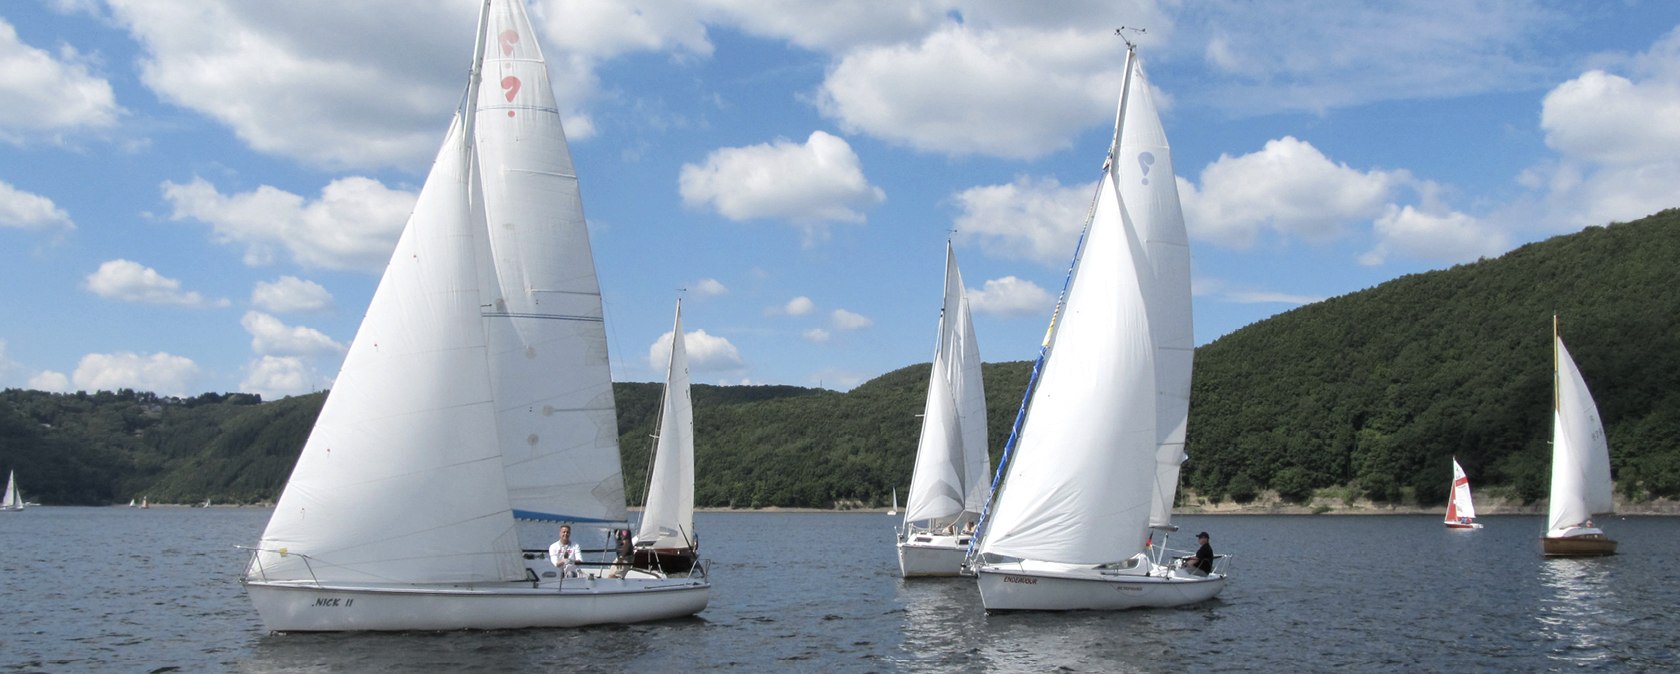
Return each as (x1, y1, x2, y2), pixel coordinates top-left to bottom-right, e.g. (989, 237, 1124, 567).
(1541, 533, 1617, 557)
(897, 533, 975, 577)
(1444, 521, 1483, 530)
(244, 575, 709, 632)
(975, 560, 1225, 611)
(632, 547, 698, 574)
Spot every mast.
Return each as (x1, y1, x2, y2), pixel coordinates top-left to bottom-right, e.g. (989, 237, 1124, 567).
(461, 0, 492, 143)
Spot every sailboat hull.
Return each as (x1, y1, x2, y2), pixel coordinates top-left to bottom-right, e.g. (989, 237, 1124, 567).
(975, 560, 1225, 611)
(244, 576, 710, 632)
(1444, 521, 1483, 530)
(632, 548, 698, 575)
(897, 533, 976, 577)
(1541, 534, 1617, 557)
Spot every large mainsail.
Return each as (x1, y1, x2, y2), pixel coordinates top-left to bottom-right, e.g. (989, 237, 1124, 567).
(977, 47, 1160, 562)
(1549, 336, 1614, 533)
(902, 243, 990, 528)
(637, 301, 696, 549)
(1112, 53, 1195, 530)
(473, 0, 626, 524)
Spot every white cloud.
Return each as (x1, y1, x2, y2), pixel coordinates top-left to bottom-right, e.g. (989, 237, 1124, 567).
(163, 176, 414, 272)
(802, 328, 831, 343)
(241, 311, 345, 357)
(1529, 27, 1680, 229)
(84, 259, 228, 308)
(706, 0, 945, 51)
(0, 17, 122, 144)
(528, 0, 711, 60)
(647, 328, 745, 373)
(691, 278, 728, 296)
(240, 355, 324, 400)
(967, 276, 1053, 317)
(107, 1, 482, 170)
(0, 179, 74, 230)
(773, 296, 815, 316)
(1180, 136, 1402, 248)
(71, 351, 200, 396)
(830, 308, 872, 330)
(1360, 205, 1508, 266)
(817, 24, 1121, 159)
(952, 175, 1090, 266)
(29, 370, 71, 392)
(251, 276, 334, 313)
(678, 131, 885, 242)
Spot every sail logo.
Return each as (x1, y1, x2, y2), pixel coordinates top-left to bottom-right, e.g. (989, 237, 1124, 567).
(1002, 575, 1038, 585)
(1138, 152, 1155, 185)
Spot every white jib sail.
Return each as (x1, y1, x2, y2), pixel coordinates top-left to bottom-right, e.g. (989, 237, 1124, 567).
(903, 243, 990, 528)
(253, 115, 521, 585)
(1549, 337, 1614, 533)
(1113, 52, 1195, 530)
(638, 301, 696, 549)
(978, 159, 1159, 565)
(1451, 458, 1477, 520)
(474, 0, 627, 524)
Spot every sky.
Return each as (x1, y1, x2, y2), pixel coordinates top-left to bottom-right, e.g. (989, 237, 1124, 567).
(2, 0, 1679, 399)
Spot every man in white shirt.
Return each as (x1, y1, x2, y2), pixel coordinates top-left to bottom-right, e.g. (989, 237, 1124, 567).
(548, 524, 582, 577)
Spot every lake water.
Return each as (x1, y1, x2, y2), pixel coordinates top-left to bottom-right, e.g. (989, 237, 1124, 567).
(1, 508, 1674, 672)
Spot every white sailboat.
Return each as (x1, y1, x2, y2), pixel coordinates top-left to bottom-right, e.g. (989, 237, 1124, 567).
(633, 300, 699, 574)
(897, 243, 989, 577)
(1543, 317, 1616, 556)
(241, 0, 708, 631)
(1444, 457, 1483, 529)
(2, 471, 24, 512)
(128, 498, 137, 508)
(888, 489, 897, 516)
(970, 40, 1226, 610)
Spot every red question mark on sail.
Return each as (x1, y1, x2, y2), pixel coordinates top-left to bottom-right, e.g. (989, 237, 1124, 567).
(499, 30, 521, 116)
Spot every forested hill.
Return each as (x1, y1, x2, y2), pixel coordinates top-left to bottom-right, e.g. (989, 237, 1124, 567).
(3, 209, 1679, 507)
(1185, 208, 1680, 505)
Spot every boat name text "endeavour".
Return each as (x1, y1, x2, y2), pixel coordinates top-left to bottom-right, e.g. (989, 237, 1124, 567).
(312, 597, 354, 607)
(1002, 575, 1037, 585)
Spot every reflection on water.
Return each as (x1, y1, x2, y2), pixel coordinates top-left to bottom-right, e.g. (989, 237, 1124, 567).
(8, 510, 1680, 672)
(1537, 557, 1618, 668)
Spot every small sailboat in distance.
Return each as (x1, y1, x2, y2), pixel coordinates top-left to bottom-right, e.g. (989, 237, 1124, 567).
(888, 489, 897, 516)
(2, 471, 24, 512)
(1543, 316, 1616, 556)
(633, 300, 701, 575)
(1444, 458, 1483, 529)
(896, 242, 989, 577)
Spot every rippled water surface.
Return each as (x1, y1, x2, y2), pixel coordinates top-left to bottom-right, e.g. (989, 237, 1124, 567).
(1, 508, 1674, 672)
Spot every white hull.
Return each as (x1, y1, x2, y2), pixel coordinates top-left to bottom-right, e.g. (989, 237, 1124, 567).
(245, 575, 710, 632)
(897, 533, 974, 577)
(976, 559, 1224, 611)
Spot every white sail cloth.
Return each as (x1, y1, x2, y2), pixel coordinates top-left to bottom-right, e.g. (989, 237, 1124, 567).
(638, 301, 696, 549)
(903, 244, 990, 528)
(250, 0, 627, 585)
(1548, 337, 1614, 534)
